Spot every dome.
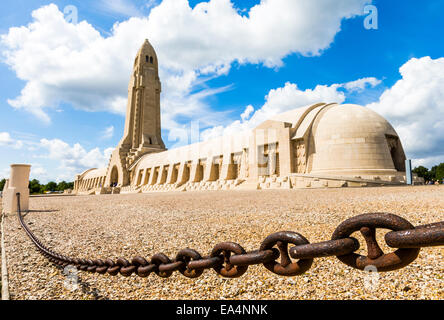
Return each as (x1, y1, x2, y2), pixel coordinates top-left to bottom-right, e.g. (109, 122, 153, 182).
(308, 104, 406, 177)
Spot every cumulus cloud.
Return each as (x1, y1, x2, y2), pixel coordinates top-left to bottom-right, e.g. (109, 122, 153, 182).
(147, 0, 370, 70)
(1, 5, 138, 122)
(0, 135, 113, 182)
(199, 60, 444, 169)
(0, 0, 370, 124)
(27, 164, 49, 182)
(367, 56, 444, 167)
(38, 138, 113, 180)
(0, 132, 23, 149)
(412, 155, 444, 170)
(201, 81, 347, 140)
(0, 132, 13, 145)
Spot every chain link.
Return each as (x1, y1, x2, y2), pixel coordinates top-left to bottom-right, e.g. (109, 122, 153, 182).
(15, 193, 444, 279)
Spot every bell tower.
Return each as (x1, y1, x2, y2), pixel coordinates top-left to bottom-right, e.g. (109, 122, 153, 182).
(105, 39, 166, 187)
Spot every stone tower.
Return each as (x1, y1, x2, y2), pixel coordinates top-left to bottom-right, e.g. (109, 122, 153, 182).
(105, 39, 166, 187)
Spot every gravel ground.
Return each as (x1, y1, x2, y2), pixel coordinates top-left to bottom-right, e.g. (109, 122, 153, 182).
(2, 186, 443, 300)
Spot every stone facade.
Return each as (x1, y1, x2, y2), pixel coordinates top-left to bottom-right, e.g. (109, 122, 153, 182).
(74, 40, 420, 195)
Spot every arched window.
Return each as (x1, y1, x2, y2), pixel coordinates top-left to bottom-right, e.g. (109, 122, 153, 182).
(145, 55, 149, 63)
(150, 56, 154, 64)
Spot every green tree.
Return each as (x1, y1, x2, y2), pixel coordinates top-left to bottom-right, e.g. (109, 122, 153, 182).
(45, 181, 58, 192)
(29, 179, 42, 194)
(429, 165, 438, 181)
(435, 163, 444, 181)
(39, 184, 46, 194)
(56, 181, 69, 191)
(412, 166, 430, 180)
(0, 178, 6, 191)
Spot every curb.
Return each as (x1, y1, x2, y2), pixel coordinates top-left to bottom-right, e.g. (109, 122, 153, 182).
(1, 211, 10, 300)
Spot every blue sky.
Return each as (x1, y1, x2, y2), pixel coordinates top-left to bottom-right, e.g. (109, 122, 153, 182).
(0, 0, 443, 182)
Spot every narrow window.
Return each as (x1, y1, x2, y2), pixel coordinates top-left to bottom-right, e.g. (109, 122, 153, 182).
(145, 55, 149, 63)
(150, 56, 154, 64)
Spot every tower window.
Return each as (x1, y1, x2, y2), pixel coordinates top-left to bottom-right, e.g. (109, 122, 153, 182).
(150, 56, 153, 64)
(145, 55, 149, 63)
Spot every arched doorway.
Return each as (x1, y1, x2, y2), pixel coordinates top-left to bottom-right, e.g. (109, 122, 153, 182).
(386, 135, 406, 172)
(110, 166, 119, 187)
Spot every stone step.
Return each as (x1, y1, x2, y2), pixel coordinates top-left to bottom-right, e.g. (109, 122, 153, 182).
(235, 180, 260, 190)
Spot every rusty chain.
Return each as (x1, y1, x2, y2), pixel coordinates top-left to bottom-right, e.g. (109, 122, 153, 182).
(16, 193, 444, 279)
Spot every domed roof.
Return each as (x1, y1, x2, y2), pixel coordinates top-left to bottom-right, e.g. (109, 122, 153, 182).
(308, 104, 405, 176)
(270, 103, 324, 126)
(314, 104, 398, 138)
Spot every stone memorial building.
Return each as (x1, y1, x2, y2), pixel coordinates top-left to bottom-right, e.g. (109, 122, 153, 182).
(74, 40, 418, 194)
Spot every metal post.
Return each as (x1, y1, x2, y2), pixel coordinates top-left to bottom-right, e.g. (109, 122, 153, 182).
(405, 159, 412, 185)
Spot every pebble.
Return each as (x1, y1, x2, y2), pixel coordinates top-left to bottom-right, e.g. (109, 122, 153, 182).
(2, 186, 443, 300)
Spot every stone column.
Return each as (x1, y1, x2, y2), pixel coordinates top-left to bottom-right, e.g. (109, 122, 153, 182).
(176, 162, 190, 185)
(203, 158, 218, 182)
(166, 164, 178, 184)
(2, 164, 31, 214)
(157, 165, 167, 185)
(189, 161, 201, 183)
(220, 153, 237, 181)
(148, 167, 159, 185)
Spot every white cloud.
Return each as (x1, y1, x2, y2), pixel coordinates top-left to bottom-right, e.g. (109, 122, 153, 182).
(27, 164, 49, 182)
(32, 165, 47, 177)
(147, 0, 370, 70)
(1, 0, 370, 125)
(241, 105, 254, 121)
(0, 167, 10, 180)
(412, 155, 444, 170)
(0, 132, 13, 144)
(201, 81, 346, 140)
(342, 77, 382, 92)
(367, 56, 444, 166)
(101, 126, 114, 140)
(200, 57, 444, 169)
(0, 132, 23, 149)
(38, 138, 113, 180)
(0, 136, 113, 183)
